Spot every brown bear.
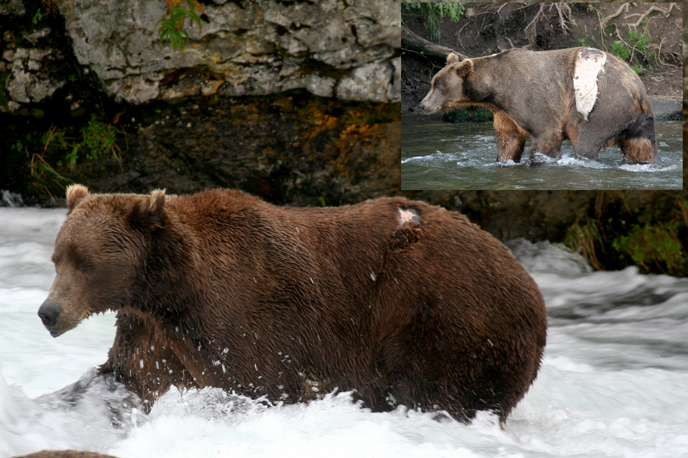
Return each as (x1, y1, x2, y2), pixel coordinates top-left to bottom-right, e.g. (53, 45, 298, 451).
(420, 47, 659, 164)
(13, 452, 117, 458)
(38, 185, 547, 426)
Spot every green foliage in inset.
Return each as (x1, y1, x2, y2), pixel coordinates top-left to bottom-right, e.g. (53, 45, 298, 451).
(631, 64, 643, 74)
(612, 222, 686, 276)
(403, 3, 465, 43)
(627, 29, 652, 53)
(578, 38, 588, 47)
(610, 41, 630, 61)
(609, 29, 654, 66)
(442, 107, 493, 123)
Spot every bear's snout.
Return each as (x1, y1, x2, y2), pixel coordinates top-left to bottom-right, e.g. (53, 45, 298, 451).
(38, 302, 62, 336)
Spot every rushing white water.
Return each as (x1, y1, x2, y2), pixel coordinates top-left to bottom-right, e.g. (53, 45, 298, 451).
(1, 207, 687, 458)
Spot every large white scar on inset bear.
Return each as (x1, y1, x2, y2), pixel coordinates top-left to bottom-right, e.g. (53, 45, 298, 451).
(573, 48, 607, 121)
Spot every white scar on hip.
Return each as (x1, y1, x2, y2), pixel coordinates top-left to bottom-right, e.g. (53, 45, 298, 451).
(573, 48, 607, 121)
(398, 208, 420, 226)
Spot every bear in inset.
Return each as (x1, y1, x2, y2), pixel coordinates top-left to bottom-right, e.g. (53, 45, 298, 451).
(420, 48, 659, 164)
(38, 185, 547, 426)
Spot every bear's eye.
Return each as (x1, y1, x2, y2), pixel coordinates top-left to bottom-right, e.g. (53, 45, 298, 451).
(78, 260, 93, 273)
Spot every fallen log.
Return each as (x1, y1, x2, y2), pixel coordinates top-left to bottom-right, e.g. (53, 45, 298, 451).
(402, 25, 471, 63)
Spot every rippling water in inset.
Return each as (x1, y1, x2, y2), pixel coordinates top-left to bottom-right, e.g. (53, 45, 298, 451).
(401, 112, 683, 190)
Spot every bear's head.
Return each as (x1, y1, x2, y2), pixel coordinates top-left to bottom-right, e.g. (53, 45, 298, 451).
(38, 184, 166, 337)
(419, 53, 474, 114)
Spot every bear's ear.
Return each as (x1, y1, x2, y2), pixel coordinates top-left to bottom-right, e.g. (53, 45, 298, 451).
(446, 53, 460, 65)
(457, 60, 473, 79)
(66, 184, 89, 213)
(132, 189, 166, 229)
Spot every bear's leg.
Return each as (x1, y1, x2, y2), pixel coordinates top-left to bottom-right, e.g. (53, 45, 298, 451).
(493, 110, 529, 163)
(619, 137, 660, 164)
(617, 115, 660, 164)
(530, 132, 564, 160)
(98, 313, 195, 412)
(570, 140, 604, 161)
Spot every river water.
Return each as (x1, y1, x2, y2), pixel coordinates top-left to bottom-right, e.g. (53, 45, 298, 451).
(401, 113, 683, 190)
(1, 207, 687, 458)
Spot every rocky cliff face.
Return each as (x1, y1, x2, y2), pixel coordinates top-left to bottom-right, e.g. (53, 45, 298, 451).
(0, 0, 401, 204)
(1, 0, 400, 113)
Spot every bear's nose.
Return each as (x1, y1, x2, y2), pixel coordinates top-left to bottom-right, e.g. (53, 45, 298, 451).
(38, 303, 60, 328)
(419, 101, 425, 110)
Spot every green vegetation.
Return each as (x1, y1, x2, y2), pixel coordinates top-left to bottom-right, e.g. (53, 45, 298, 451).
(627, 29, 652, 54)
(80, 114, 119, 161)
(612, 222, 686, 276)
(11, 115, 122, 200)
(564, 218, 604, 270)
(157, 0, 205, 50)
(442, 107, 493, 123)
(578, 38, 588, 47)
(403, 3, 465, 43)
(610, 41, 630, 61)
(30, 126, 73, 200)
(32, 8, 43, 25)
(609, 28, 655, 70)
(563, 193, 688, 276)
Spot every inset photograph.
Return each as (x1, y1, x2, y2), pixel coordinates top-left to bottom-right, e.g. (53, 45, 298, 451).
(401, 3, 683, 190)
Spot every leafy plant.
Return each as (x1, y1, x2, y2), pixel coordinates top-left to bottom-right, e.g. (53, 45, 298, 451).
(80, 114, 120, 162)
(631, 64, 643, 74)
(403, 3, 465, 43)
(32, 8, 43, 25)
(627, 29, 652, 53)
(610, 41, 630, 61)
(157, 0, 205, 50)
(612, 222, 686, 275)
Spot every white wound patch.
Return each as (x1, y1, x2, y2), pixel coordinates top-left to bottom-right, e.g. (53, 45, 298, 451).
(573, 48, 607, 121)
(398, 208, 420, 226)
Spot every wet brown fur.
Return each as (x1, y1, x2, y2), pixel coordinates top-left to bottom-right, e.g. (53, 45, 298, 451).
(39, 185, 548, 426)
(13, 452, 117, 458)
(420, 48, 659, 164)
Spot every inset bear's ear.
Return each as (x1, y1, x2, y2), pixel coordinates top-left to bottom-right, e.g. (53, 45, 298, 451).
(132, 189, 166, 229)
(66, 184, 89, 213)
(457, 60, 473, 79)
(446, 53, 460, 65)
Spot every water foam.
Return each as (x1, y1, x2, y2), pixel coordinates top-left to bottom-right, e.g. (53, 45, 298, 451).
(2, 208, 688, 458)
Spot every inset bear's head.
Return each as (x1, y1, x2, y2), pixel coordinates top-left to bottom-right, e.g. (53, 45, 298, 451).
(419, 53, 474, 114)
(38, 185, 167, 337)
